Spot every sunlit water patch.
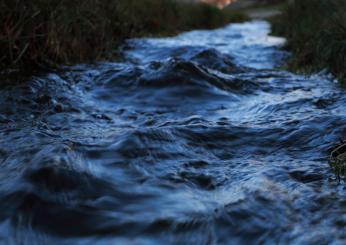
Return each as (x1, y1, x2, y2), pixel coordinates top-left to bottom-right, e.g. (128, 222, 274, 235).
(0, 21, 346, 244)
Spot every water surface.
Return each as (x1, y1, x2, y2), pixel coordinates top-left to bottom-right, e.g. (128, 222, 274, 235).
(1, 21, 346, 244)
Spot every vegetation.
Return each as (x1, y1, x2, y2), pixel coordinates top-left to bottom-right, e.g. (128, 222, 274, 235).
(270, 0, 346, 80)
(330, 143, 346, 181)
(0, 0, 247, 68)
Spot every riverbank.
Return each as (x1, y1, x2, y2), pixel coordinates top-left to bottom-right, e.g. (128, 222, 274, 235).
(270, 0, 346, 81)
(0, 0, 247, 70)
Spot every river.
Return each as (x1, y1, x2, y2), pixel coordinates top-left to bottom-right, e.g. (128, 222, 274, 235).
(0, 20, 346, 244)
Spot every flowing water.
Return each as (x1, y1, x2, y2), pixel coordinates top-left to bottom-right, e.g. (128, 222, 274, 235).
(0, 21, 346, 244)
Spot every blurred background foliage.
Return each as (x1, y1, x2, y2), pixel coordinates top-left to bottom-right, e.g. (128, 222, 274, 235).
(271, 0, 346, 80)
(0, 0, 247, 68)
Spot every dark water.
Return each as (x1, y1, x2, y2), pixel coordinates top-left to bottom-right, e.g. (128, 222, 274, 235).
(1, 21, 346, 244)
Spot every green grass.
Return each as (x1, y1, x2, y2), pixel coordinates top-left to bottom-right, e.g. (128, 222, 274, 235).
(0, 0, 248, 69)
(270, 0, 346, 81)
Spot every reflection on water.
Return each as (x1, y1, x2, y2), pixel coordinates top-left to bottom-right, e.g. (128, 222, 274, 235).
(0, 21, 346, 244)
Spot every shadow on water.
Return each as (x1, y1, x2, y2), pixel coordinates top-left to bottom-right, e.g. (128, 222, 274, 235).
(0, 21, 346, 244)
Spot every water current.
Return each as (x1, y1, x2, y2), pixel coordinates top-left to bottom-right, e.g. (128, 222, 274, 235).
(0, 21, 346, 244)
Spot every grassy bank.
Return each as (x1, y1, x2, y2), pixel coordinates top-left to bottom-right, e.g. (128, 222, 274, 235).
(270, 0, 346, 80)
(0, 0, 247, 69)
